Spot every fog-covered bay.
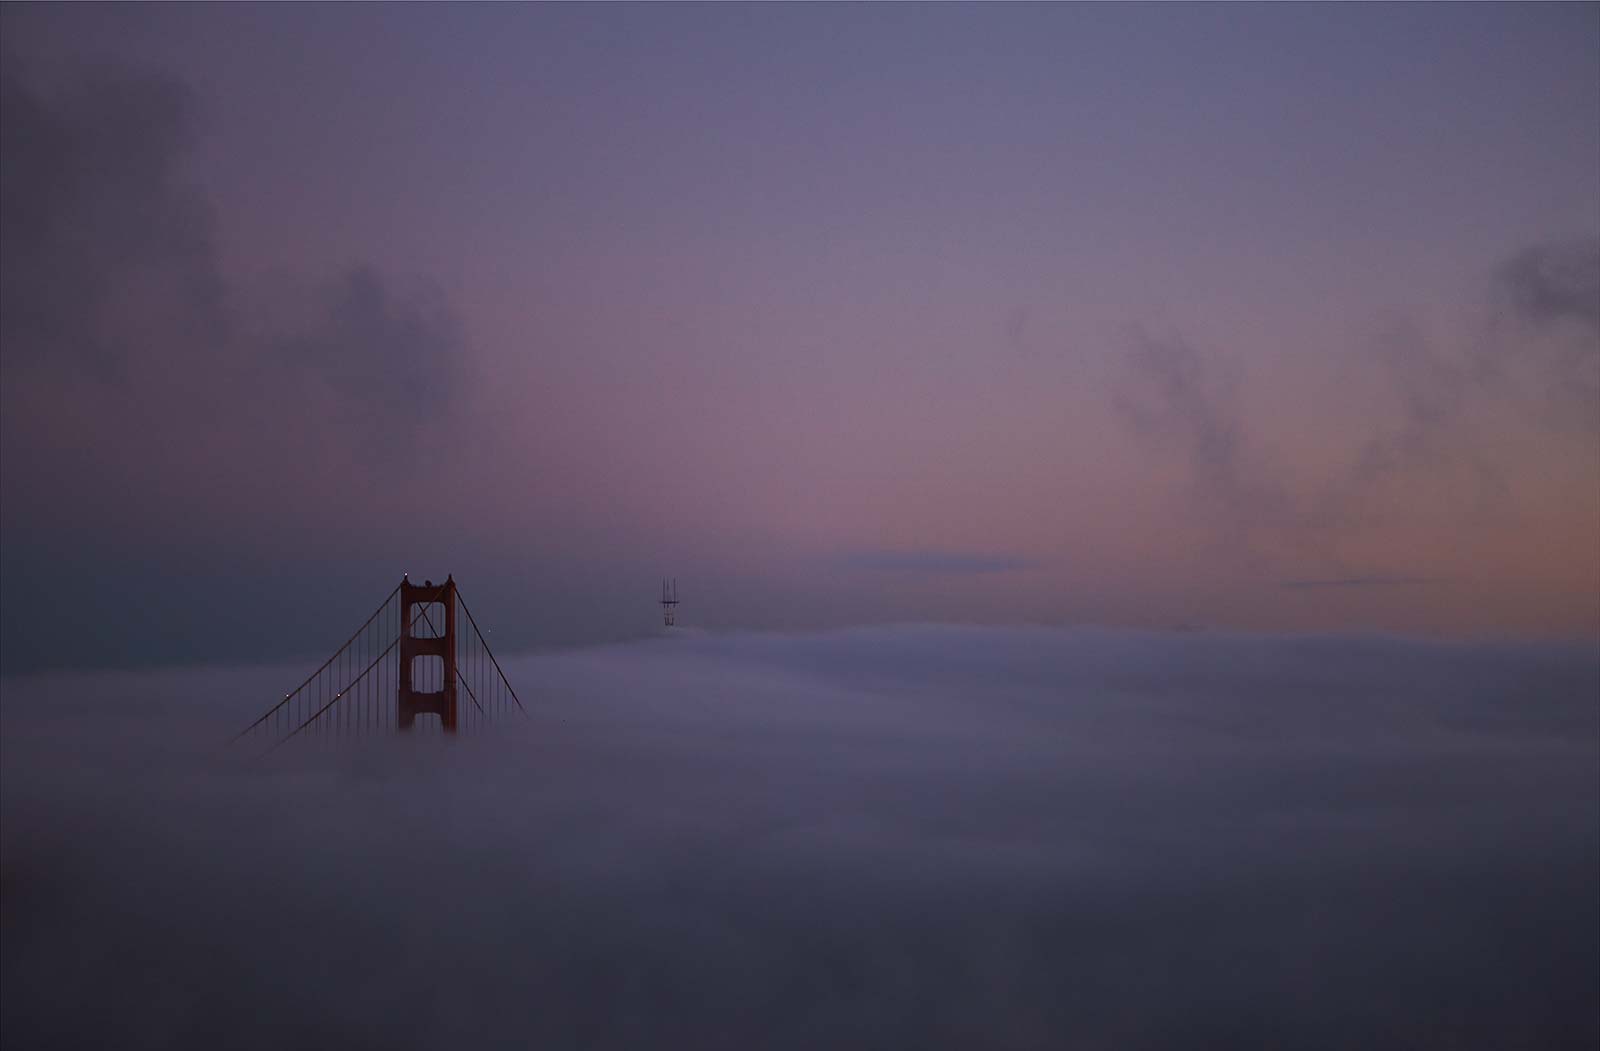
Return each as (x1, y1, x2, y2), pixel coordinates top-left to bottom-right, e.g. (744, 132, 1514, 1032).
(3, 627, 1596, 1049)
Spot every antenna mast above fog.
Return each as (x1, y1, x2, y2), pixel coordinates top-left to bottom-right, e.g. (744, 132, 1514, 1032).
(661, 578, 679, 627)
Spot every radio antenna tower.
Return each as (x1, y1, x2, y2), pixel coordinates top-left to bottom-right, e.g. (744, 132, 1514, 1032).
(661, 578, 680, 627)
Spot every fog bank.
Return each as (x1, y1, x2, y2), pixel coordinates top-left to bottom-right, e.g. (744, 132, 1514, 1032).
(3, 626, 1596, 1049)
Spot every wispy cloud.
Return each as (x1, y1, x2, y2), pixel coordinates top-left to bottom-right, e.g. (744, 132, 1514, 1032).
(1113, 237, 1599, 579)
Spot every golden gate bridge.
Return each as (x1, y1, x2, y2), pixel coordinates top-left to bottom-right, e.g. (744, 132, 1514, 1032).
(233, 574, 524, 752)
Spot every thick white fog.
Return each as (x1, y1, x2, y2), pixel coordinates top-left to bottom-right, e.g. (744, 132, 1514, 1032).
(2, 626, 1596, 1049)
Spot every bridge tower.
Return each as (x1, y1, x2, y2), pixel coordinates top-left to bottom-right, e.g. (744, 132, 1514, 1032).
(399, 574, 458, 732)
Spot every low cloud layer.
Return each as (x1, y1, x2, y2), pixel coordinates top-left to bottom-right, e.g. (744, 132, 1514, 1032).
(3, 627, 1595, 1049)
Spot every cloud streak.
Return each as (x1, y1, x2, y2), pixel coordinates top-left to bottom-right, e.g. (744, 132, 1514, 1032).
(840, 550, 1035, 574)
(1279, 575, 1431, 590)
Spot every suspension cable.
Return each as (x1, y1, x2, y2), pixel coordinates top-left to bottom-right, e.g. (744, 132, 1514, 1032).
(232, 581, 402, 741)
(455, 589, 527, 716)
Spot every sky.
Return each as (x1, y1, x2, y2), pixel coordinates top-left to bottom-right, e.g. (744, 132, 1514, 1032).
(2, 10, 1597, 1043)
(2, 4, 1598, 670)
(4, 626, 1596, 1048)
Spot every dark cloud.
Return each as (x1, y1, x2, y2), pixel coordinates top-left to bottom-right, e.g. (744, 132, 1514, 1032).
(841, 550, 1034, 574)
(1341, 241, 1600, 480)
(3, 626, 1596, 1049)
(1490, 237, 1600, 430)
(0, 61, 463, 478)
(270, 265, 463, 458)
(0, 62, 469, 671)
(0, 61, 223, 375)
(1497, 237, 1600, 334)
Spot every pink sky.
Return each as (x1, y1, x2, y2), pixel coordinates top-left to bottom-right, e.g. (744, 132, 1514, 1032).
(1, 4, 1596, 668)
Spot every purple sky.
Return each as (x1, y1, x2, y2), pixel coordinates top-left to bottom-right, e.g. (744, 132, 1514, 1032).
(2, 4, 1596, 669)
